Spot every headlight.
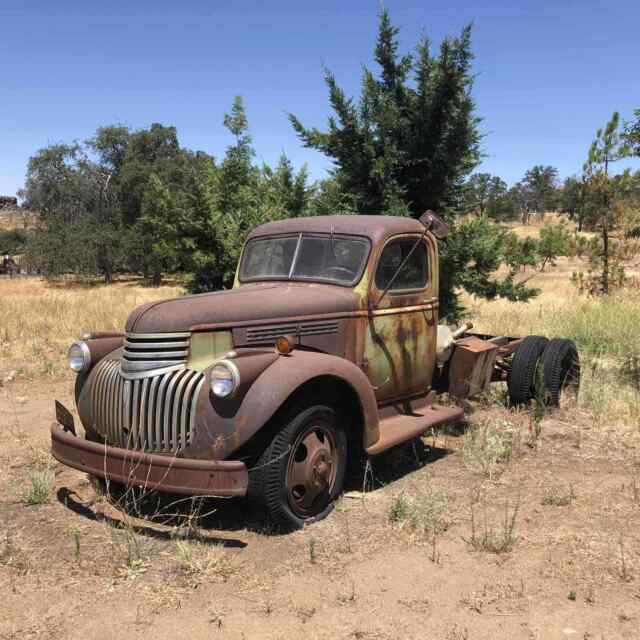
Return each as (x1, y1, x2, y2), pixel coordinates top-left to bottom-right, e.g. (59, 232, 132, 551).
(68, 341, 91, 373)
(210, 360, 240, 398)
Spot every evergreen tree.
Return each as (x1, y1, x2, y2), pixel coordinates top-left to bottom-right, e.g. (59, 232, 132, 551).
(578, 112, 637, 294)
(520, 165, 559, 222)
(136, 173, 183, 285)
(462, 173, 510, 219)
(559, 176, 584, 230)
(290, 9, 537, 319)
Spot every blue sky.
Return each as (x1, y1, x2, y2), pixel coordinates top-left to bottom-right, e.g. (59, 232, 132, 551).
(1, 0, 639, 197)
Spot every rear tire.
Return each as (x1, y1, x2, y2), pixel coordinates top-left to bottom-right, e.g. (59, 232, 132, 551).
(507, 336, 549, 406)
(542, 338, 580, 407)
(247, 404, 347, 531)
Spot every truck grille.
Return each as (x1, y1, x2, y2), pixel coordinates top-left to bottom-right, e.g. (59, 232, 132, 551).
(245, 320, 339, 344)
(122, 331, 190, 375)
(91, 358, 205, 452)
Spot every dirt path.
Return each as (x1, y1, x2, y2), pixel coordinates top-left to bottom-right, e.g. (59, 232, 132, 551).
(2, 380, 640, 640)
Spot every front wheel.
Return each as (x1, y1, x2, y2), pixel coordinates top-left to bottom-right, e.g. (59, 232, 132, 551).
(248, 405, 347, 531)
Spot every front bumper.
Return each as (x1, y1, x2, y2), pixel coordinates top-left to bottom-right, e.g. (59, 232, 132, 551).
(50, 423, 248, 497)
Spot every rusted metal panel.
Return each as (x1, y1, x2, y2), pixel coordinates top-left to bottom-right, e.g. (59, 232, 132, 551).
(191, 350, 381, 459)
(50, 422, 248, 497)
(125, 282, 363, 334)
(366, 403, 464, 456)
(247, 215, 425, 246)
(448, 336, 499, 398)
(363, 232, 439, 403)
(187, 330, 233, 371)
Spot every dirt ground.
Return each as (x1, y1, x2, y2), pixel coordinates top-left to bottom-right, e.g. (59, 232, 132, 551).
(2, 376, 640, 640)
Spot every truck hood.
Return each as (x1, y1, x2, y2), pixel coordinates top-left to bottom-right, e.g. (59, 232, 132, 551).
(125, 282, 362, 333)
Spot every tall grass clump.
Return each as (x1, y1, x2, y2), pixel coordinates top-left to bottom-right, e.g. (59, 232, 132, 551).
(21, 468, 55, 505)
(462, 419, 520, 480)
(545, 291, 640, 363)
(388, 483, 449, 561)
(467, 276, 640, 425)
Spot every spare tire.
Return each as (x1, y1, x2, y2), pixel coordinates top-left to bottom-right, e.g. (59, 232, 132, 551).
(542, 338, 580, 407)
(507, 336, 549, 406)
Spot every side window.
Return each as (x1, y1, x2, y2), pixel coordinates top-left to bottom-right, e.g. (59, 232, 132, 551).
(375, 238, 428, 291)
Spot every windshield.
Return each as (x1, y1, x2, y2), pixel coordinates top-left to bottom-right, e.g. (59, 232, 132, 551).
(239, 233, 370, 286)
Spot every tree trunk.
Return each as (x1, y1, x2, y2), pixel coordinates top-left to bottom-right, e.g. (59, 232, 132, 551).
(152, 270, 162, 287)
(602, 222, 609, 295)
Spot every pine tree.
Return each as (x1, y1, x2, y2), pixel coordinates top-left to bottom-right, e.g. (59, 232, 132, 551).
(136, 173, 183, 285)
(579, 112, 634, 294)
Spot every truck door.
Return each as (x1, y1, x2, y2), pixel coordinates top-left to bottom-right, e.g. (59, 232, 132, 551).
(364, 234, 438, 403)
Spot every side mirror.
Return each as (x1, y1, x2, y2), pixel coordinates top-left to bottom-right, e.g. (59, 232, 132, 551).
(419, 210, 449, 239)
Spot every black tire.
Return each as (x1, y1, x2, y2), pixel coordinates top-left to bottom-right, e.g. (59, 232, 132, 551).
(542, 338, 580, 407)
(247, 405, 347, 531)
(507, 335, 549, 406)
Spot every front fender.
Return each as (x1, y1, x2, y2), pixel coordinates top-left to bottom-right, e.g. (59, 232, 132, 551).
(192, 351, 379, 460)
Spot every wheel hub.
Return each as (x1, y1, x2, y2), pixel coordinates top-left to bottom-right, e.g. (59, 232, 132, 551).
(286, 426, 338, 517)
(311, 452, 332, 486)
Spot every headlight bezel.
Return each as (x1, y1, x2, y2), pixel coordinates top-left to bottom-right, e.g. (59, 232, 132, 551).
(209, 359, 240, 398)
(68, 341, 92, 373)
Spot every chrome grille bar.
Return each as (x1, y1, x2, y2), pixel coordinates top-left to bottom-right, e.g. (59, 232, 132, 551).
(121, 331, 190, 375)
(90, 358, 204, 453)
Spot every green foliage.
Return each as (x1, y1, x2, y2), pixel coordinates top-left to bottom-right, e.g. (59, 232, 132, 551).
(308, 176, 358, 215)
(439, 218, 539, 320)
(388, 493, 410, 523)
(537, 222, 574, 270)
(21, 96, 313, 287)
(623, 108, 640, 157)
(290, 10, 538, 320)
(21, 468, 54, 505)
(186, 97, 312, 293)
(137, 174, 183, 284)
(462, 173, 514, 220)
(520, 165, 559, 219)
(559, 176, 584, 227)
(0, 228, 31, 254)
(290, 10, 480, 215)
(576, 112, 640, 295)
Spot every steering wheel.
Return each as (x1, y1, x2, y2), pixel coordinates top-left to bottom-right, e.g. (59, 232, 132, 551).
(325, 266, 355, 280)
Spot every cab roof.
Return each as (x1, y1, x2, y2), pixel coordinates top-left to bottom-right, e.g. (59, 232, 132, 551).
(247, 215, 426, 246)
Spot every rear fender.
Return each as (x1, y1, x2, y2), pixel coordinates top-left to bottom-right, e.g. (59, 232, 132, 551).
(193, 351, 379, 459)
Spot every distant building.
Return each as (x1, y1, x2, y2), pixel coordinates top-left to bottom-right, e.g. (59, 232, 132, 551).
(0, 196, 18, 209)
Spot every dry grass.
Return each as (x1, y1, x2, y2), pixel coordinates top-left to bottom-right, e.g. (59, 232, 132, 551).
(0, 277, 184, 381)
(461, 418, 522, 479)
(174, 539, 240, 586)
(464, 245, 640, 431)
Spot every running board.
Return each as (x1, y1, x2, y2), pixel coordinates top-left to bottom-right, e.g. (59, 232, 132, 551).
(365, 404, 464, 456)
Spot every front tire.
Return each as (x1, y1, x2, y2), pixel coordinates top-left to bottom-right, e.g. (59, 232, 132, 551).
(248, 405, 347, 531)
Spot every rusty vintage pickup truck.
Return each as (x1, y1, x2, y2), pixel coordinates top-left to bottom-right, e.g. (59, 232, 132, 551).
(51, 212, 579, 529)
